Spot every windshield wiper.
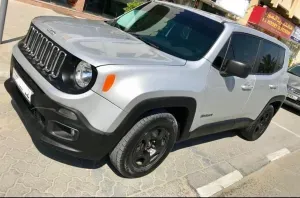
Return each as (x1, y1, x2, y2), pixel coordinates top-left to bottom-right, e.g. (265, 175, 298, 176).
(128, 33, 160, 49)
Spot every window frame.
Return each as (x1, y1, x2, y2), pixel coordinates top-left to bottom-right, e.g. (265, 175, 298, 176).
(212, 32, 286, 76)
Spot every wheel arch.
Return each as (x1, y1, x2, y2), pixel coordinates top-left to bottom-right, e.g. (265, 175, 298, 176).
(113, 97, 197, 144)
(263, 95, 285, 118)
(269, 95, 285, 114)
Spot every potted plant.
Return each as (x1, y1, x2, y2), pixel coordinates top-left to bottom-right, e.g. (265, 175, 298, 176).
(124, 0, 143, 13)
(67, 0, 78, 7)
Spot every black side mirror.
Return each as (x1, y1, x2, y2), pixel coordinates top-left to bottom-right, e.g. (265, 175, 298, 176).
(222, 60, 251, 78)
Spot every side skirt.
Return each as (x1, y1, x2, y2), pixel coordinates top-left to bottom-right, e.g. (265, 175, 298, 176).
(180, 118, 253, 141)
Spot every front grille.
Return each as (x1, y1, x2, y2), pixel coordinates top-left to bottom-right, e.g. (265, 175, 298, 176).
(22, 26, 67, 78)
(18, 25, 96, 94)
(292, 88, 300, 95)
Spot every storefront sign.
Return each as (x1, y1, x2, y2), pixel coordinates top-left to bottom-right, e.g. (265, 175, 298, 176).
(215, 0, 250, 17)
(248, 6, 295, 39)
(260, 8, 295, 39)
(291, 26, 300, 43)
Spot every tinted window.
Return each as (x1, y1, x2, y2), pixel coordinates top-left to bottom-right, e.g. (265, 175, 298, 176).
(253, 40, 284, 74)
(217, 33, 260, 72)
(213, 40, 229, 69)
(114, 2, 224, 61)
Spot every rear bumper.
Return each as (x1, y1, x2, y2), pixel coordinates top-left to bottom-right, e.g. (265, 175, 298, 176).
(5, 57, 121, 160)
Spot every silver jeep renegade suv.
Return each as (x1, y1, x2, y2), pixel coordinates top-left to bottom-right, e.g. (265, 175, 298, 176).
(6, 1, 290, 177)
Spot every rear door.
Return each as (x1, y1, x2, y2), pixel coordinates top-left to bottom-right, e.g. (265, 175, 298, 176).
(242, 40, 285, 120)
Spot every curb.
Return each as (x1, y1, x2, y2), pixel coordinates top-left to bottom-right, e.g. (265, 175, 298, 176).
(195, 148, 292, 197)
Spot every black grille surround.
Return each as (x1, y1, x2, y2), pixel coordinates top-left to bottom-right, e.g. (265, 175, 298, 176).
(286, 97, 300, 106)
(19, 24, 97, 94)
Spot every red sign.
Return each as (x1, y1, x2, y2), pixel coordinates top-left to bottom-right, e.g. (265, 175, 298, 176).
(248, 6, 295, 39)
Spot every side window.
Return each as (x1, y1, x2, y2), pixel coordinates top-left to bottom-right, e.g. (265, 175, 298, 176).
(222, 34, 260, 72)
(213, 33, 260, 72)
(212, 40, 229, 69)
(253, 40, 283, 74)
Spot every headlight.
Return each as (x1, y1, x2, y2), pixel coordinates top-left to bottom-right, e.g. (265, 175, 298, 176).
(75, 61, 93, 88)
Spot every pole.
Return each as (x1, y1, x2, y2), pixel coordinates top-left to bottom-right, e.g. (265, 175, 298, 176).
(0, 0, 8, 44)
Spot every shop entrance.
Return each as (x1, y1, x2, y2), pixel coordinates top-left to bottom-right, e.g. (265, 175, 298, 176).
(84, 0, 128, 18)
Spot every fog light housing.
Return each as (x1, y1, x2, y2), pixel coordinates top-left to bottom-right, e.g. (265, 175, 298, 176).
(58, 108, 77, 120)
(48, 121, 79, 141)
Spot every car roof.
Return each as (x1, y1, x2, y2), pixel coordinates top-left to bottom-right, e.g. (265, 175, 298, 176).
(156, 0, 290, 51)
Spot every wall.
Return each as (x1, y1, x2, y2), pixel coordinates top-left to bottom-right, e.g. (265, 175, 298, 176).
(294, 2, 300, 19)
(16, 0, 105, 20)
(295, 50, 300, 64)
(273, 0, 293, 10)
(237, 0, 259, 25)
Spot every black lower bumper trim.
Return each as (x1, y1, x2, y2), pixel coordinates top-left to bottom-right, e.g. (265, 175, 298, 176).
(5, 57, 118, 160)
(284, 98, 300, 111)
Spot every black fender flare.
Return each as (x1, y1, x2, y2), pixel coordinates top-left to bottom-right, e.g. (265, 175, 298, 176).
(112, 97, 197, 144)
(254, 95, 286, 121)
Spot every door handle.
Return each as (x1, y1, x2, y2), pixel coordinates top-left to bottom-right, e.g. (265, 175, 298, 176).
(241, 85, 254, 91)
(269, 85, 278, 89)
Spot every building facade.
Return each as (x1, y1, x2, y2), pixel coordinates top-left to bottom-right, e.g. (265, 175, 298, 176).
(242, 0, 300, 64)
(17, 0, 251, 19)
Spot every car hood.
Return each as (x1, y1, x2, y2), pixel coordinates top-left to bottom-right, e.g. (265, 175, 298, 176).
(31, 16, 186, 67)
(288, 72, 300, 89)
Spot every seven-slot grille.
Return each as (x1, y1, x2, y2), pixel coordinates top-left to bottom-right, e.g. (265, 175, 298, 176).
(22, 26, 67, 78)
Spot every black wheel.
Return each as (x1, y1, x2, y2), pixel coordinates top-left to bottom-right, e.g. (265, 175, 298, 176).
(240, 105, 274, 141)
(110, 112, 178, 178)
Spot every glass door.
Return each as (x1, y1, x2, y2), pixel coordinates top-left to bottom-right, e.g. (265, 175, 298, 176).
(84, 0, 128, 18)
(40, 0, 73, 8)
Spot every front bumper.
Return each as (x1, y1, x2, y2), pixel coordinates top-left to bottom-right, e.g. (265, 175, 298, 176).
(284, 97, 300, 111)
(5, 57, 121, 160)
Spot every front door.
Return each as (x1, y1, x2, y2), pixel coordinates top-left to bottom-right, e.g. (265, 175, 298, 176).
(191, 33, 261, 131)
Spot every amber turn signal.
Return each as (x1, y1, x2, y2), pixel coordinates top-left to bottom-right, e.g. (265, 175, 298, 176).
(102, 74, 116, 92)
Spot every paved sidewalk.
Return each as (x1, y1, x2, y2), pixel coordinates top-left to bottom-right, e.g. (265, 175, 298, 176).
(1, 1, 300, 197)
(215, 150, 300, 197)
(0, 0, 63, 79)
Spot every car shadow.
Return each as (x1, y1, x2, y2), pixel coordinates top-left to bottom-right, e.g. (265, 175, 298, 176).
(173, 130, 237, 152)
(7, 78, 239, 175)
(281, 104, 300, 116)
(11, 95, 240, 172)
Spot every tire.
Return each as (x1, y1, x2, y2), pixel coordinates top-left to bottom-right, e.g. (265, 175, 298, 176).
(240, 105, 274, 141)
(110, 112, 178, 178)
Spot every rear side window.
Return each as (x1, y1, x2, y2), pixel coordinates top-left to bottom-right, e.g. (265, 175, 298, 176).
(252, 40, 285, 74)
(213, 33, 260, 71)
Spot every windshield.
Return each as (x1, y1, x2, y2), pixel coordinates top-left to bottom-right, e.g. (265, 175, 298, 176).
(111, 2, 224, 61)
(288, 65, 300, 77)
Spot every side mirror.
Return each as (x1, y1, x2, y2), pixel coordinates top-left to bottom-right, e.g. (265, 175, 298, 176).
(222, 60, 251, 78)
